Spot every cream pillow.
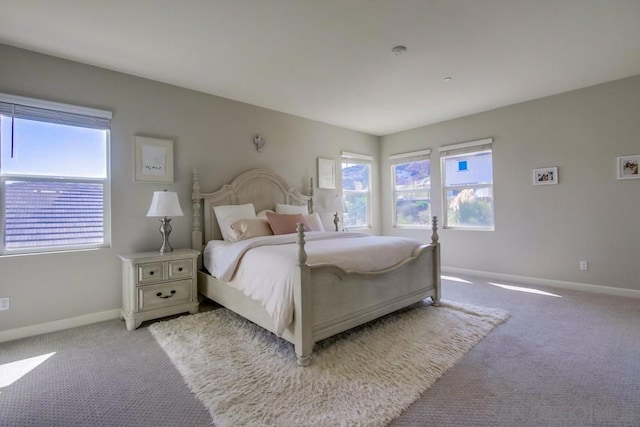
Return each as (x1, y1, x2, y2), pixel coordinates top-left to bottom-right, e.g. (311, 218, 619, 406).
(256, 209, 275, 219)
(303, 212, 325, 232)
(213, 203, 256, 241)
(230, 218, 273, 241)
(275, 203, 309, 215)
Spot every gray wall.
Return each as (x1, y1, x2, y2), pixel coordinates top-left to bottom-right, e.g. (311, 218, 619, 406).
(381, 75, 640, 292)
(0, 44, 379, 331)
(2, 41, 638, 333)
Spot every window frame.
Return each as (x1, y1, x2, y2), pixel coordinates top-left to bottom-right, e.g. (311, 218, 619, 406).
(390, 149, 431, 229)
(341, 151, 373, 230)
(440, 138, 494, 231)
(0, 93, 112, 255)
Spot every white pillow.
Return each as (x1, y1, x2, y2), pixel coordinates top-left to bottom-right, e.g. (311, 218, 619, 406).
(303, 212, 325, 232)
(213, 203, 256, 241)
(256, 209, 275, 219)
(275, 203, 308, 215)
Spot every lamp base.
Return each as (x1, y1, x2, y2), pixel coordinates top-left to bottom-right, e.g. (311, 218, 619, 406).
(158, 217, 174, 253)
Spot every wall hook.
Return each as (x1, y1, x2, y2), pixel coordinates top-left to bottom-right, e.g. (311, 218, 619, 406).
(254, 135, 265, 152)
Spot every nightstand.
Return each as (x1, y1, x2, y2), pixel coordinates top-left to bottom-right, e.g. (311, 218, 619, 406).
(119, 249, 200, 330)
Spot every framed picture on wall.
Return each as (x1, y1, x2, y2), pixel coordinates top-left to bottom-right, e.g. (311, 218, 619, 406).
(617, 155, 639, 180)
(533, 167, 558, 185)
(134, 136, 174, 183)
(318, 157, 336, 189)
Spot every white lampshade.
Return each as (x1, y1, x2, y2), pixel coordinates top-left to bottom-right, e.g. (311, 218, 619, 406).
(331, 194, 342, 212)
(146, 191, 184, 217)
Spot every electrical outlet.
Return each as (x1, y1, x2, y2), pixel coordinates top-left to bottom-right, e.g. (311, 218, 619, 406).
(579, 261, 588, 271)
(0, 297, 10, 311)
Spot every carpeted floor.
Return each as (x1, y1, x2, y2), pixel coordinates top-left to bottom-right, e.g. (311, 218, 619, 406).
(1, 274, 639, 426)
(148, 301, 508, 426)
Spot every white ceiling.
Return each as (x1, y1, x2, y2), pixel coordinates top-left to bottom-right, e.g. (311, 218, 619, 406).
(1, 0, 640, 136)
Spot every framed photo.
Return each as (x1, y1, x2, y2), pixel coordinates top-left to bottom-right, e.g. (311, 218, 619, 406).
(134, 136, 174, 183)
(617, 155, 640, 180)
(317, 157, 336, 189)
(533, 167, 558, 185)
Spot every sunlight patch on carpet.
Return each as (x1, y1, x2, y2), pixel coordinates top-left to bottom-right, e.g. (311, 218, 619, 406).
(149, 301, 509, 426)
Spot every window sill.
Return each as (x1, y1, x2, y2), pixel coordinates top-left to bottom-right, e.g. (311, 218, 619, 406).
(443, 226, 494, 231)
(343, 226, 371, 231)
(0, 246, 108, 258)
(393, 225, 431, 230)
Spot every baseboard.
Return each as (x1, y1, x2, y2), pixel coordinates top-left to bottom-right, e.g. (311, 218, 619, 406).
(0, 308, 121, 343)
(3, 267, 638, 343)
(442, 266, 640, 299)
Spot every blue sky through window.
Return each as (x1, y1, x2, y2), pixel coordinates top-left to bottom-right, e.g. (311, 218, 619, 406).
(1, 117, 107, 178)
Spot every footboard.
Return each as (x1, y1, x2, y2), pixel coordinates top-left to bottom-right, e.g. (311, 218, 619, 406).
(292, 217, 441, 366)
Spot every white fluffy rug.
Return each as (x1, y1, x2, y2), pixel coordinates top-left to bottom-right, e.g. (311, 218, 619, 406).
(149, 301, 509, 426)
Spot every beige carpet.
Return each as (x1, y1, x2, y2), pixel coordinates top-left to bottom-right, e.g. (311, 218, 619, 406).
(149, 300, 509, 426)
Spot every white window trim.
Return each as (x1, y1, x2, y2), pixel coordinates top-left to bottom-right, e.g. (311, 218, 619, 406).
(341, 151, 373, 161)
(440, 139, 494, 231)
(389, 149, 430, 162)
(0, 94, 112, 255)
(439, 138, 492, 155)
(390, 149, 431, 229)
(0, 93, 112, 120)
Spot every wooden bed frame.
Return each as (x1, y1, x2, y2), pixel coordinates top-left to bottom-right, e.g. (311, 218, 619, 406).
(191, 168, 441, 366)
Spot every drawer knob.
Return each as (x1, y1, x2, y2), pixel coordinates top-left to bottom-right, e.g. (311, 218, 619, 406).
(149, 271, 154, 276)
(156, 290, 176, 299)
(178, 267, 183, 272)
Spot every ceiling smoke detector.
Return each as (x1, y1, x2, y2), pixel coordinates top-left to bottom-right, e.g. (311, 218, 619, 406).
(391, 45, 407, 55)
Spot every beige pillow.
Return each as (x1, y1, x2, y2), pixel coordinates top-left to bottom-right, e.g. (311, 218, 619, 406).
(230, 218, 273, 241)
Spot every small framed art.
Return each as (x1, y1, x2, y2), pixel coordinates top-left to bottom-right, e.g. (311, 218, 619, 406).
(318, 157, 336, 189)
(134, 136, 174, 183)
(533, 167, 558, 185)
(617, 155, 639, 180)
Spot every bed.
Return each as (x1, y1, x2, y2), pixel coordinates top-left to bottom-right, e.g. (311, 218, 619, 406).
(191, 168, 441, 366)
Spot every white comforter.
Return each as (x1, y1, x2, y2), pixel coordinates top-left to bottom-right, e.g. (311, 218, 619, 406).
(203, 232, 423, 335)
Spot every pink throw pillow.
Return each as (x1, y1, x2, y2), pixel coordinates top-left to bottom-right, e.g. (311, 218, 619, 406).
(266, 212, 310, 235)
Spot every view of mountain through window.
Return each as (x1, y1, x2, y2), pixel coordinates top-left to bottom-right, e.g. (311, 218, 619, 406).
(392, 157, 431, 227)
(341, 160, 371, 228)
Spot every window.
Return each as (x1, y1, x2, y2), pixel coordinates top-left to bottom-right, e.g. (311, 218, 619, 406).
(391, 149, 431, 227)
(440, 138, 494, 230)
(0, 93, 111, 254)
(341, 152, 372, 229)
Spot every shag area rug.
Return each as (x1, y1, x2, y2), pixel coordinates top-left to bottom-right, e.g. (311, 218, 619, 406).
(149, 301, 509, 426)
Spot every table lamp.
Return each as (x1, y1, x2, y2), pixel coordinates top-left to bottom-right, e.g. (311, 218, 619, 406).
(146, 190, 184, 253)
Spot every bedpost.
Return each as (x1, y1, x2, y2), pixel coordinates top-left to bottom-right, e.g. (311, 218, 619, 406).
(308, 177, 315, 213)
(431, 216, 439, 244)
(192, 169, 203, 256)
(297, 223, 308, 265)
(431, 216, 441, 306)
(294, 223, 313, 366)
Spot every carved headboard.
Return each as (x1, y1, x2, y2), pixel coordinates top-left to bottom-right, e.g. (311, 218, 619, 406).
(192, 168, 314, 249)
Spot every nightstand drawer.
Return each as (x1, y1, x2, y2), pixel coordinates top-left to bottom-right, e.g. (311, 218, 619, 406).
(138, 280, 192, 312)
(138, 262, 164, 284)
(168, 259, 192, 279)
